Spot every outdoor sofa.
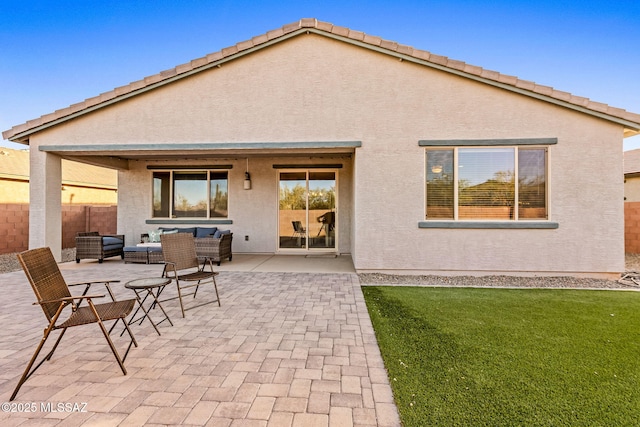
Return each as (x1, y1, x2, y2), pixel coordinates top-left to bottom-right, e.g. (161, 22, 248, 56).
(75, 231, 125, 263)
(125, 226, 233, 266)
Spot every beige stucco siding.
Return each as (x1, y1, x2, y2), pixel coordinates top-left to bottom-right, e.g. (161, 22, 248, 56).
(625, 177, 640, 202)
(0, 180, 29, 203)
(0, 180, 116, 204)
(353, 96, 624, 275)
(118, 158, 353, 254)
(33, 36, 368, 144)
(27, 34, 625, 275)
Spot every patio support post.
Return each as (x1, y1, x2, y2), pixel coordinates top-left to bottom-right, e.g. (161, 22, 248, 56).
(29, 149, 62, 261)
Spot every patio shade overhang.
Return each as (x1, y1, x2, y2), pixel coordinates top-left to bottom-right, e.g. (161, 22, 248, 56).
(36, 141, 362, 170)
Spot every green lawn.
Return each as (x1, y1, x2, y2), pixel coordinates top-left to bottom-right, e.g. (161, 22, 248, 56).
(362, 286, 640, 427)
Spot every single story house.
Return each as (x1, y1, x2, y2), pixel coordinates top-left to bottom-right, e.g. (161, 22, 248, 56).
(3, 19, 640, 278)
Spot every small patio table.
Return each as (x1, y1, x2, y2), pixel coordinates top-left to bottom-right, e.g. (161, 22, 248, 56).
(125, 277, 173, 335)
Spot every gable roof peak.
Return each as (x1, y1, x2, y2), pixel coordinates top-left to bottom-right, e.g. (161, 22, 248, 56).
(3, 18, 639, 142)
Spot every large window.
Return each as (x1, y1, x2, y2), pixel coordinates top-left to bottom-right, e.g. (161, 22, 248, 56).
(426, 147, 547, 220)
(153, 170, 228, 218)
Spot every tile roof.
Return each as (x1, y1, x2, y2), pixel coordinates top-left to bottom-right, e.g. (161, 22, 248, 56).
(0, 147, 117, 187)
(3, 18, 640, 142)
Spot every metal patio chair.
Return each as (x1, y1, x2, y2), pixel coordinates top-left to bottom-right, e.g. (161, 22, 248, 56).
(161, 232, 221, 317)
(10, 247, 137, 401)
(291, 220, 306, 238)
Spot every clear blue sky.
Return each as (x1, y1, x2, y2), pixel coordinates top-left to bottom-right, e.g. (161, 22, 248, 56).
(2, 0, 639, 149)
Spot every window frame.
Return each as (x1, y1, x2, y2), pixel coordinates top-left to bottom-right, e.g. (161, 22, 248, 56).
(151, 168, 229, 220)
(419, 138, 558, 229)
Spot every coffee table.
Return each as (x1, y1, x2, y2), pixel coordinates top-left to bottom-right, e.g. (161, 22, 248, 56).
(125, 277, 173, 335)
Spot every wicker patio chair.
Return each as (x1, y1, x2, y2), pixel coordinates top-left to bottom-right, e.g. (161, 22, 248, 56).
(161, 232, 221, 318)
(194, 233, 233, 266)
(75, 231, 125, 263)
(10, 247, 138, 401)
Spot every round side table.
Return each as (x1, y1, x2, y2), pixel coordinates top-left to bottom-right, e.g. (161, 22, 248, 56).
(125, 277, 173, 335)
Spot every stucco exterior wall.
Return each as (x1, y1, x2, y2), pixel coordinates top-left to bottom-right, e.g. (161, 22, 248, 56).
(118, 157, 352, 254)
(624, 176, 640, 202)
(0, 179, 116, 205)
(27, 34, 625, 276)
(0, 180, 29, 203)
(0, 180, 118, 205)
(61, 186, 117, 205)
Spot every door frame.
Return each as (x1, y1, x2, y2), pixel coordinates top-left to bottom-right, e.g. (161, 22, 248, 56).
(276, 168, 338, 254)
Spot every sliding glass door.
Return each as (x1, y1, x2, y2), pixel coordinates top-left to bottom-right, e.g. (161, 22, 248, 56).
(278, 170, 336, 251)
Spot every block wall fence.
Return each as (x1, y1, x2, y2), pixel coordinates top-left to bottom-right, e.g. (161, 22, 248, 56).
(0, 204, 117, 255)
(625, 202, 640, 254)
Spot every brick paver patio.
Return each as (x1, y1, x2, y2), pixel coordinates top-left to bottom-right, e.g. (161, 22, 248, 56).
(0, 259, 400, 426)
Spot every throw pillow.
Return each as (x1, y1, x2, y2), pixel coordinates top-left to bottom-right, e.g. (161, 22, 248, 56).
(148, 229, 162, 243)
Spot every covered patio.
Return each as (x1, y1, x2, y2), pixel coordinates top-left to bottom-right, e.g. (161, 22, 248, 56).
(0, 257, 400, 426)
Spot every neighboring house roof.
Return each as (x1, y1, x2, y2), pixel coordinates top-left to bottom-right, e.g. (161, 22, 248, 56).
(0, 149, 29, 181)
(0, 148, 117, 188)
(624, 148, 640, 177)
(3, 18, 640, 143)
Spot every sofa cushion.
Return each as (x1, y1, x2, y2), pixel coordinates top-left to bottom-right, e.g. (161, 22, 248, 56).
(196, 227, 218, 238)
(213, 229, 231, 238)
(159, 227, 177, 233)
(103, 244, 124, 251)
(177, 227, 197, 236)
(102, 236, 124, 245)
(163, 229, 179, 235)
(124, 246, 147, 252)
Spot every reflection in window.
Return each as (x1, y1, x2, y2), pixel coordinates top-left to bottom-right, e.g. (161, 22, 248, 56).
(153, 172, 170, 218)
(309, 171, 336, 211)
(173, 172, 207, 218)
(210, 172, 228, 217)
(152, 170, 229, 218)
(518, 149, 546, 219)
(426, 147, 547, 220)
(458, 148, 515, 220)
(426, 150, 454, 219)
(279, 172, 307, 210)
